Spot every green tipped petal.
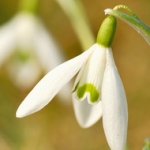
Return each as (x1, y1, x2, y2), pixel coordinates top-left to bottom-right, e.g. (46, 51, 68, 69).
(77, 83, 100, 103)
(97, 16, 117, 47)
(72, 44, 106, 104)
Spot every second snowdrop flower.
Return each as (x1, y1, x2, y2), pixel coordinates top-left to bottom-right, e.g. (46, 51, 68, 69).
(16, 15, 128, 150)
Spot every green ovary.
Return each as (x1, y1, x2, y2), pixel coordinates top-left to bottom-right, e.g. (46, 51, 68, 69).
(77, 83, 100, 103)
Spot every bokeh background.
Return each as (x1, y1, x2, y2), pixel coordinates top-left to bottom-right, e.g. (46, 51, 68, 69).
(0, 0, 150, 149)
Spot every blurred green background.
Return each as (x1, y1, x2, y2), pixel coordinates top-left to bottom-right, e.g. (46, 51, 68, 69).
(0, 0, 150, 149)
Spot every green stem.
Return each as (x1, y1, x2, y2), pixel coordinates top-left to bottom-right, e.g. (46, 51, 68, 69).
(105, 7, 150, 45)
(55, 0, 95, 50)
(113, 5, 139, 19)
(18, 0, 40, 14)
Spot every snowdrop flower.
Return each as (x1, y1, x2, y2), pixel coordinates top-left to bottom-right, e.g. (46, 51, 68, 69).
(16, 16, 128, 150)
(0, 0, 72, 101)
(0, 11, 72, 103)
(0, 12, 68, 88)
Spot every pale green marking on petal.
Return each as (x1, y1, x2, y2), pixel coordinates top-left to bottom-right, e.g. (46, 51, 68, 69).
(77, 83, 100, 103)
(72, 81, 79, 92)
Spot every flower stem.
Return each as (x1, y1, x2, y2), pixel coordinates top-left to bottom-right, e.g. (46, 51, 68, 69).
(113, 5, 139, 19)
(104, 5, 150, 45)
(55, 0, 95, 50)
(18, 0, 40, 14)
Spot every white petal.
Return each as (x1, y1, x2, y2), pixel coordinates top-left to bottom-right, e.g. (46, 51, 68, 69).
(32, 22, 73, 104)
(72, 93, 102, 128)
(73, 44, 106, 104)
(78, 44, 106, 89)
(7, 59, 41, 90)
(13, 13, 38, 49)
(16, 48, 94, 118)
(32, 21, 66, 71)
(102, 48, 128, 150)
(0, 21, 17, 66)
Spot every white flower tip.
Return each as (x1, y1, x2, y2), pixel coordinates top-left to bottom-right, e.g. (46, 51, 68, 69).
(16, 109, 26, 118)
(104, 8, 112, 15)
(76, 112, 102, 128)
(78, 121, 94, 129)
(16, 106, 29, 118)
(16, 101, 35, 118)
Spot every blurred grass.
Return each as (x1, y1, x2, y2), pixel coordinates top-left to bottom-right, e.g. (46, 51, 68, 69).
(0, 0, 150, 149)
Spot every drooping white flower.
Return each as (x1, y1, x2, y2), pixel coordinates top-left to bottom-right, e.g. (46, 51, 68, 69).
(16, 16, 128, 150)
(0, 12, 71, 101)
